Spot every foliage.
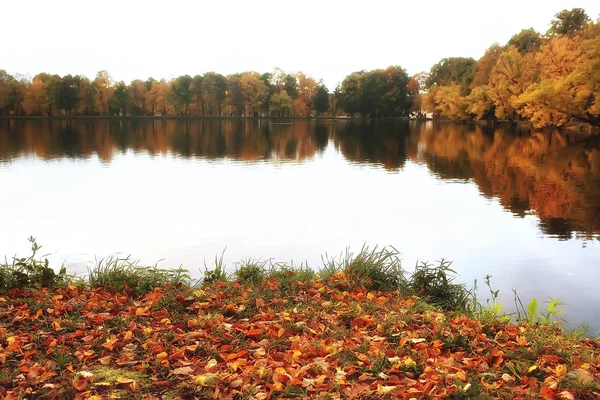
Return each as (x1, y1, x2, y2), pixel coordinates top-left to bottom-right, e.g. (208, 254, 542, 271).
(420, 9, 599, 128)
(337, 67, 412, 118)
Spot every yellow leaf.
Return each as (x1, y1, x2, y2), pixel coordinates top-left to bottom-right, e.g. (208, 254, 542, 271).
(556, 364, 567, 377)
(116, 377, 134, 384)
(377, 384, 397, 394)
(205, 358, 218, 372)
(156, 352, 168, 360)
(455, 370, 466, 381)
(292, 350, 302, 363)
(194, 373, 221, 386)
(528, 365, 538, 373)
(404, 357, 417, 367)
(6, 337, 16, 345)
(143, 327, 153, 335)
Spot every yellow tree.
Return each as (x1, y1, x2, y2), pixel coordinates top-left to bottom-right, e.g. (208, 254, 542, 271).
(515, 27, 599, 127)
(21, 78, 44, 115)
(433, 83, 471, 120)
(92, 71, 114, 116)
(421, 85, 441, 117)
(240, 72, 268, 116)
(467, 85, 494, 120)
(487, 46, 538, 120)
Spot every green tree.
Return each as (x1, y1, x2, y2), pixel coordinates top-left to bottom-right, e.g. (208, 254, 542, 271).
(338, 72, 363, 117)
(227, 73, 244, 116)
(426, 57, 476, 94)
(260, 72, 275, 115)
(191, 75, 204, 116)
(548, 8, 590, 37)
(508, 28, 542, 54)
(201, 72, 227, 116)
(0, 71, 24, 116)
(284, 74, 299, 99)
(382, 66, 411, 117)
(313, 80, 330, 116)
(111, 81, 130, 115)
(57, 75, 79, 115)
(170, 75, 193, 115)
(270, 90, 293, 117)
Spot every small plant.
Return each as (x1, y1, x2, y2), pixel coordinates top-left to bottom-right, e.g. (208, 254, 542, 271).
(0, 237, 73, 290)
(514, 290, 567, 326)
(202, 249, 228, 285)
(407, 259, 471, 310)
(321, 245, 405, 291)
(234, 259, 267, 284)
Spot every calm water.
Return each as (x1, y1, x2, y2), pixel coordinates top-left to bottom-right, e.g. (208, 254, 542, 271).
(1, 119, 599, 332)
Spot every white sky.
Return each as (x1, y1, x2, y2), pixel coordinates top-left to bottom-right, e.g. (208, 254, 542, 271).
(2, 0, 598, 89)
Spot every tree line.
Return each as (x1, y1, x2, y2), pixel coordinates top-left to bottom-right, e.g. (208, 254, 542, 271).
(0, 65, 418, 119)
(0, 8, 597, 128)
(419, 8, 599, 128)
(0, 69, 333, 118)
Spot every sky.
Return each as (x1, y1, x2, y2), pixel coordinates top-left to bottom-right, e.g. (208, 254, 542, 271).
(2, 0, 599, 90)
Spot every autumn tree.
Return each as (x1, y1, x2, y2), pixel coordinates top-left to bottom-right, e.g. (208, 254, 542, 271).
(240, 72, 269, 116)
(487, 46, 538, 120)
(515, 27, 599, 127)
(294, 73, 317, 117)
(92, 71, 113, 116)
(129, 80, 146, 115)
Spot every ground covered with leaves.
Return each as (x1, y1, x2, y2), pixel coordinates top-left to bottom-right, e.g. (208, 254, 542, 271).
(1, 273, 599, 399)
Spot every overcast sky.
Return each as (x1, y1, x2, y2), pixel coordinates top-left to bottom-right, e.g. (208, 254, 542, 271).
(2, 0, 598, 89)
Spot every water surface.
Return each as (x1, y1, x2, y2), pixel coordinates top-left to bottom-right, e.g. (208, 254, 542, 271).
(1, 119, 599, 332)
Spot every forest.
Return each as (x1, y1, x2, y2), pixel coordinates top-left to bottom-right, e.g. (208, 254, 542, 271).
(0, 9, 598, 128)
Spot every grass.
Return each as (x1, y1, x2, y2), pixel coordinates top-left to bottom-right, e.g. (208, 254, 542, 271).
(87, 255, 191, 293)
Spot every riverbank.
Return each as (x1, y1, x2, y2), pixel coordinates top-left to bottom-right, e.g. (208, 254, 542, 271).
(1, 244, 599, 399)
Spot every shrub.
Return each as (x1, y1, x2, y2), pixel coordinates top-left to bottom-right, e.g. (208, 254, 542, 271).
(0, 237, 73, 290)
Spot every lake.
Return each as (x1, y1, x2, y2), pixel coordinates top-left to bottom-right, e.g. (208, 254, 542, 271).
(1, 119, 599, 333)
